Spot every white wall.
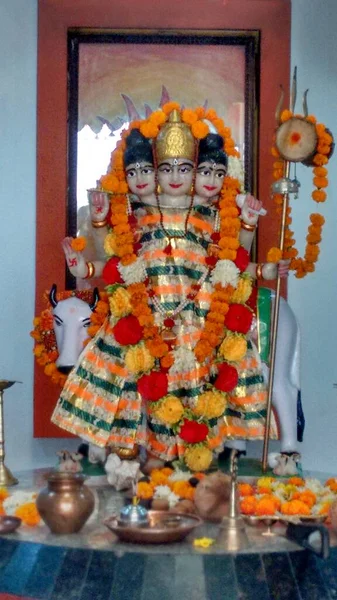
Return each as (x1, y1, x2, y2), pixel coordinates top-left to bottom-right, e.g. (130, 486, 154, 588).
(288, 0, 337, 473)
(1, 0, 336, 474)
(0, 0, 78, 473)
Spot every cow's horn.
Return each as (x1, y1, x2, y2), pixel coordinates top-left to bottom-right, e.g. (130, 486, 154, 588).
(90, 287, 100, 311)
(49, 284, 58, 308)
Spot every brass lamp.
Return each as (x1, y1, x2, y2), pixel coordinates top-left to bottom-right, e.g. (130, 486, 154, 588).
(0, 380, 20, 486)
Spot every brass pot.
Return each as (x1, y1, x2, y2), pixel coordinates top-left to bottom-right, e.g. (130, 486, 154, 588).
(36, 472, 95, 534)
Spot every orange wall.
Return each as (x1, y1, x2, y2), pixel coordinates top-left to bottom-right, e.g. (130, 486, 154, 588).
(35, 0, 291, 437)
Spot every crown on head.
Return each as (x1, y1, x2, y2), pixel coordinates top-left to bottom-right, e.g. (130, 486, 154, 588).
(155, 109, 195, 163)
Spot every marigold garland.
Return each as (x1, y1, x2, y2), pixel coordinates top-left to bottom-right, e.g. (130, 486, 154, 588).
(269, 110, 333, 278)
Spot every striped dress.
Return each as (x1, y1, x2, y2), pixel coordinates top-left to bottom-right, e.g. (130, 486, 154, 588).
(51, 201, 276, 459)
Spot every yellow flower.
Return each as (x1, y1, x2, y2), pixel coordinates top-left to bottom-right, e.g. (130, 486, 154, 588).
(193, 537, 215, 549)
(109, 287, 132, 318)
(184, 446, 213, 472)
(219, 334, 247, 362)
(124, 344, 155, 375)
(193, 391, 226, 419)
(154, 396, 184, 425)
(231, 277, 253, 304)
(256, 477, 275, 488)
(104, 232, 118, 256)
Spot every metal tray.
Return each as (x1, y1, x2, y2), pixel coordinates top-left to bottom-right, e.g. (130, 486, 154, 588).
(104, 510, 202, 544)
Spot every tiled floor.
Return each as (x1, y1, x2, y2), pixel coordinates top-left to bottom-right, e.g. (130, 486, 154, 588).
(0, 537, 337, 599)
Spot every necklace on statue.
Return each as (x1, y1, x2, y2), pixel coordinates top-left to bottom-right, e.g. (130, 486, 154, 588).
(149, 266, 210, 345)
(156, 192, 196, 256)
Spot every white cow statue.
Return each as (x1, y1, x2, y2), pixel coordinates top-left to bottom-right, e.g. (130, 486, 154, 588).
(49, 284, 100, 374)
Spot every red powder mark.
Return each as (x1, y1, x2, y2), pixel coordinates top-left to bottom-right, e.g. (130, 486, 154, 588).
(290, 131, 301, 145)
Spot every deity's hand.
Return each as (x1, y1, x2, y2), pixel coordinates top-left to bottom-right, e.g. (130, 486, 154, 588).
(260, 259, 290, 280)
(277, 259, 290, 279)
(88, 190, 110, 223)
(240, 194, 264, 227)
(62, 237, 88, 278)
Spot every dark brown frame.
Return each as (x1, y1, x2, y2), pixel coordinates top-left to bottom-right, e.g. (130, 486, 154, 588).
(66, 29, 260, 287)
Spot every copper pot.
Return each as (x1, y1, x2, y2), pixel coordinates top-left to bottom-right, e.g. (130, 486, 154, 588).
(36, 472, 95, 534)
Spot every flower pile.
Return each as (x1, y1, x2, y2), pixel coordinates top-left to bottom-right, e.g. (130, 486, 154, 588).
(239, 476, 337, 519)
(99, 103, 256, 471)
(31, 290, 109, 386)
(268, 110, 334, 278)
(0, 488, 41, 527)
(136, 467, 205, 507)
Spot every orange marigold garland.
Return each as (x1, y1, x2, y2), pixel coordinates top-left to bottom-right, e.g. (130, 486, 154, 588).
(268, 110, 333, 278)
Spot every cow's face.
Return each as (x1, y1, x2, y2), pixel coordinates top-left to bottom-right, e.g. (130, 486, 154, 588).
(52, 297, 92, 373)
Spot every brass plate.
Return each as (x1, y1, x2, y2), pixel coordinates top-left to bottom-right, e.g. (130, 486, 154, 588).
(0, 515, 22, 533)
(243, 514, 327, 526)
(104, 510, 202, 544)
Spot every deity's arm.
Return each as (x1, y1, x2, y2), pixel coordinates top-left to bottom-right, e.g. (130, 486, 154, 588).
(62, 237, 104, 280)
(246, 259, 290, 281)
(238, 194, 263, 253)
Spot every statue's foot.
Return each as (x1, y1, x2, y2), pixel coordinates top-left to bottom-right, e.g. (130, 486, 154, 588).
(270, 451, 301, 476)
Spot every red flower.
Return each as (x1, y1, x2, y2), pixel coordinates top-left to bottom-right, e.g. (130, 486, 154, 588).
(137, 371, 168, 402)
(113, 315, 143, 345)
(102, 257, 124, 285)
(179, 419, 209, 444)
(234, 246, 250, 272)
(214, 363, 238, 392)
(225, 304, 253, 334)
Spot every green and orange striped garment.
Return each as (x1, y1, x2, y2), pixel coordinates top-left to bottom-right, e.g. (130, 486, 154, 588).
(52, 202, 277, 459)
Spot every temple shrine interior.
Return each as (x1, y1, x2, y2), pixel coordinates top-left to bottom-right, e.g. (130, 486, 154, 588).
(1, 1, 337, 598)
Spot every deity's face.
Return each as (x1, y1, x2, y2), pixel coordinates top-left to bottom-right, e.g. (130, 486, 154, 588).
(157, 158, 194, 198)
(125, 162, 156, 198)
(195, 161, 227, 201)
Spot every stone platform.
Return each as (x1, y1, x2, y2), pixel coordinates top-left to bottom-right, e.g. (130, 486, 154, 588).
(0, 469, 337, 600)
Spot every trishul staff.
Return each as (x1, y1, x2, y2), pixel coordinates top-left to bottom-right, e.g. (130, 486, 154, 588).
(261, 66, 332, 471)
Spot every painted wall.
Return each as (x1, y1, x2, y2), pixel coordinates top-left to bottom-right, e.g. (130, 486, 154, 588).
(0, 0, 79, 471)
(0, 0, 336, 473)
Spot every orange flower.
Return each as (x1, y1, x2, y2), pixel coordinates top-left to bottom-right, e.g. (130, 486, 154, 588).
(255, 497, 277, 516)
(312, 190, 327, 202)
(140, 122, 159, 139)
(191, 121, 209, 139)
(238, 483, 254, 497)
(15, 502, 41, 527)
(325, 478, 337, 493)
(280, 109, 293, 122)
(0, 487, 9, 501)
(181, 108, 198, 125)
(162, 101, 180, 115)
(240, 495, 257, 515)
(287, 477, 305, 487)
(150, 469, 170, 486)
(137, 481, 154, 500)
(281, 500, 310, 516)
(171, 480, 195, 500)
(71, 236, 87, 252)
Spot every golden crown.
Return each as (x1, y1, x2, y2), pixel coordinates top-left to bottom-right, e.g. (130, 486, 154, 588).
(155, 110, 195, 163)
